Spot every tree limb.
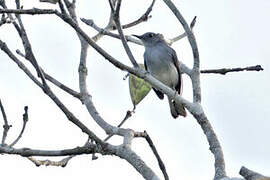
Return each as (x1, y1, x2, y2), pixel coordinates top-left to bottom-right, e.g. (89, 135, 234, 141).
(161, 1, 226, 179)
(0, 143, 109, 157)
(240, 166, 270, 180)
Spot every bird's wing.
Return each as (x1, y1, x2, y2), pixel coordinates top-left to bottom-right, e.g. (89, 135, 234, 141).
(171, 48, 183, 95)
(144, 52, 164, 100)
(143, 52, 148, 71)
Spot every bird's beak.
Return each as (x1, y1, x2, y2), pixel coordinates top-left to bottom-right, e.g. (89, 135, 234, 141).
(132, 34, 142, 39)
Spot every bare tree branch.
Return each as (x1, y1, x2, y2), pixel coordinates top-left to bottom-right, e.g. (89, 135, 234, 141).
(0, 39, 105, 146)
(58, 0, 67, 15)
(162, 0, 201, 103)
(60, 2, 161, 178)
(111, 0, 156, 30)
(143, 131, 169, 180)
(167, 16, 197, 45)
(201, 65, 264, 75)
(0, 2, 266, 180)
(0, 8, 56, 15)
(0, 99, 11, 145)
(9, 106, 28, 147)
(14, 0, 48, 87)
(161, 1, 226, 179)
(109, 0, 139, 67)
(0, 143, 108, 157)
(26, 136, 91, 167)
(104, 110, 134, 142)
(240, 166, 270, 180)
(81, 18, 143, 45)
(16, 49, 82, 100)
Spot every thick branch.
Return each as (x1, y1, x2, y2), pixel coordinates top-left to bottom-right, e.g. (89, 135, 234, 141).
(191, 106, 227, 180)
(0, 144, 108, 157)
(162, 1, 226, 179)
(64, 3, 161, 178)
(240, 166, 270, 180)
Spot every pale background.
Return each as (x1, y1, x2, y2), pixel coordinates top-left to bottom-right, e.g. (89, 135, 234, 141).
(0, 0, 269, 179)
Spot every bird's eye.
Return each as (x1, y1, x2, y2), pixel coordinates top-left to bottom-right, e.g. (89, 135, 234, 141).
(149, 33, 154, 38)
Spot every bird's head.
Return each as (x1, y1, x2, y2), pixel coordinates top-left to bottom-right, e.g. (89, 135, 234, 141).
(133, 32, 164, 47)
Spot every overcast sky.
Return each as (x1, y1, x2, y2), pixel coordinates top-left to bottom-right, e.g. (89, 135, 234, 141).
(0, 0, 269, 179)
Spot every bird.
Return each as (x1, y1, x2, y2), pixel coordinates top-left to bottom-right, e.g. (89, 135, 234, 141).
(133, 32, 186, 118)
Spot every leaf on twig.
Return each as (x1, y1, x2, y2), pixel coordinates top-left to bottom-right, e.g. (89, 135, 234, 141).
(129, 64, 151, 107)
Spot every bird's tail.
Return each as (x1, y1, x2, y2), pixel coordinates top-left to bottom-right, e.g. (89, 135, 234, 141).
(168, 97, 187, 119)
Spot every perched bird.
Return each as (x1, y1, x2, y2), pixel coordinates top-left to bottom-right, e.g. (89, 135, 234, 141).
(133, 32, 186, 118)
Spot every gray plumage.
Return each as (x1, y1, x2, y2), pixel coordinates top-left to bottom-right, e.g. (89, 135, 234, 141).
(133, 32, 186, 118)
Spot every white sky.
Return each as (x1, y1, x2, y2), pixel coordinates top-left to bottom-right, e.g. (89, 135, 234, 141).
(0, 0, 269, 179)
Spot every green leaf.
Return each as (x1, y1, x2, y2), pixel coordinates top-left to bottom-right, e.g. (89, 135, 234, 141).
(129, 64, 151, 106)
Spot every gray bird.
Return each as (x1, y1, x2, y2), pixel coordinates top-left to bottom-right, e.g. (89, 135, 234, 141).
(133, 32, 186, 118)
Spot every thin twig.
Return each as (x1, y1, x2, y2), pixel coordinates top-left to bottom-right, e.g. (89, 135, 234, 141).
(143, 131, 169, 180)
(0, 99, 12, 145)
(167, 16, 197, 45)
(0, 14, 12, 26)
(81, 18, 142, 45)
(109, 0, 139, 67)
(9, 106, 29, 147)
(111, 0, 156, 30)
(104, 110, 134, 142)
(16, 49, 82, 100)
(14, 1, 48, 88)
(200, 65, 264, 75)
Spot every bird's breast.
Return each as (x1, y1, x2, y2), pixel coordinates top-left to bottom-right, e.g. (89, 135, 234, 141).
(145, 46, 179, 89)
